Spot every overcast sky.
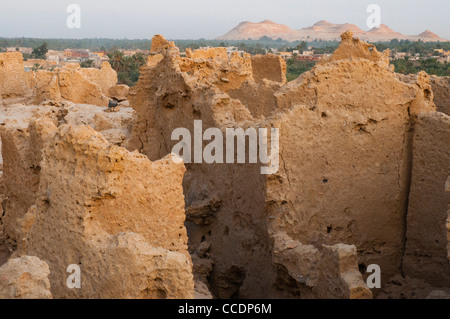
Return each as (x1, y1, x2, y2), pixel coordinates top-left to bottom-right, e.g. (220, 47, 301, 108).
(0, 0, 448, 40)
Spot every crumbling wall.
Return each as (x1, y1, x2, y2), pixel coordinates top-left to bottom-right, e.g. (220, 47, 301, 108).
(430, 76, 450, 116)
(403, 112, 450, 287)
(79, 61, 118, 97)
(130, 36, 278, 298)
(129, 33, 437, 298)
(1, 52, 117, 107)
(31, 63, 117, 106)
(33, 70, 62, 104)
(14, 124, 194, 298)
(0, 52, 32, 105)
(57, 65, 110, 106)
(268, 50, 434, 289)
(180, 47, 253, 93)
(251, 54, 286, 84)
(321, 31, 390, 68)
(315, 244, 372, 299)
(0, 116, 58, 245)
(63, 103, 134, 146)
(227, 79, 283, 119)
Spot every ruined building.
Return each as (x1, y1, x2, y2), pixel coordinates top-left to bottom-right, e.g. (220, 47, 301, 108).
(0, 31, 448, 299)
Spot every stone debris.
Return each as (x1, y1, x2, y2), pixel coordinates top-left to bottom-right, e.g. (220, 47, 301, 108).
(0, 256, 52, 299)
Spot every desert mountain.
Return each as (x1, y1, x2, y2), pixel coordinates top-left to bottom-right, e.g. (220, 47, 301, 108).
(217, 20, 448, 42)
(218, 20, 294, 41)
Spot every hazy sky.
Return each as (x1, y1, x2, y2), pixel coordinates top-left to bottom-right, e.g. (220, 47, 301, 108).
(0, 0, 449, 40)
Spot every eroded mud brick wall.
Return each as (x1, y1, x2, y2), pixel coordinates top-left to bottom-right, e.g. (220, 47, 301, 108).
(129, 32, 436, 298)
(0, 51, 118, 107)
(403, 112, 450, 286)
(129, 37, 277, 298)
(430, 77, 450, 116)
(268, 40, 435, 292)
(0, 52, 32, 105)
(13, 124, 194, 298)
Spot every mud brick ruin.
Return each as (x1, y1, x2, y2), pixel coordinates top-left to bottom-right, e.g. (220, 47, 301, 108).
(0, 31, 448, 299)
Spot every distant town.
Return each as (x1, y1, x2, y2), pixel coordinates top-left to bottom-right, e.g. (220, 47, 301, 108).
(1, 37, 449, 85)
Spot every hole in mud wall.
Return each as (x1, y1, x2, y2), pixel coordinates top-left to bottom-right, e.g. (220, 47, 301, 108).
(359, 263, 367, 273)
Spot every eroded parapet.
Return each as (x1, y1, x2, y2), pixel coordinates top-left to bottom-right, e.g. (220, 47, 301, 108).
(320, 31, 390, 68)
(0, 102, 136, 249)
(0, 256, 52, 299)
(52, 64, 113, 106)
(251, 54, 287, 84)
(403, 112, 450, 287)
(180, 47, 253, 92)
(0, 52, 33, 105)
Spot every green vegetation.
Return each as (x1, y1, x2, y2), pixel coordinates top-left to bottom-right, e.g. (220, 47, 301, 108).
(31, 63, 43, 72)
(391, 58, 450, 76)
(31, 42, 48, 59)
(286, 60, 317, 82)
(80, 59, 94, 68)
(107, 51, 147, 86)
(0, 38, 152, 51)
(374, 39, 450, 56)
